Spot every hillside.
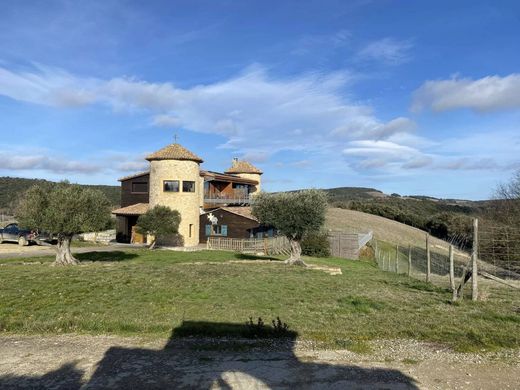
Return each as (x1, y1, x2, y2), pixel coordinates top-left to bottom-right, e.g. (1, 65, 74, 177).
(0, 177, 121, 213)
(323, 187, 385, 201)
(326, 207, 450, 249)
(324, 187, 486, 247)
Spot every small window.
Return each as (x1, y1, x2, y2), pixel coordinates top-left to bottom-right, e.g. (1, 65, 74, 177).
(205, 224, 228, 236)
(131, 182, 148, 193)
(189, 224, 193, 238)
(182, 181, 195, 192)
(163, 180, 179, 192)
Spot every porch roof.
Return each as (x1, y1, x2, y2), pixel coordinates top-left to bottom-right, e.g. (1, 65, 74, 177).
(118, 171, 150, 182)
(202, 206, 258, 222)
(112, 203, 149, 216)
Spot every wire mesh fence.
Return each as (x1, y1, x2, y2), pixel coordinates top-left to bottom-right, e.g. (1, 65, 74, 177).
(373, 218, 520, 298)
(374, 238, 467, 281)
(479, 222, 520, 279)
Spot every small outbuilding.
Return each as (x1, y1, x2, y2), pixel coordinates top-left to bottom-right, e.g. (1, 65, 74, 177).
(199, 207, 275, 243)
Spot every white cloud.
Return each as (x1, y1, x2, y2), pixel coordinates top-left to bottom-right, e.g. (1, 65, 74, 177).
(152, 114, 183, 127)
(330, 115, 417, 140)
(0, 152, 101, 174)
(357, 38, 413, 65)
(0, 63, 516, 177)
(0, 64, 412, 157)
(412, 74, 520, 112)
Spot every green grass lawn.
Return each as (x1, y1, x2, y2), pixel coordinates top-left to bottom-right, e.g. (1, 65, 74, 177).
(1, 249, 519, 352)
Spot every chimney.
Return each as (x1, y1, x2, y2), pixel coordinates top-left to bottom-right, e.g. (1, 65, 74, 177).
(232, 157, 239, 166)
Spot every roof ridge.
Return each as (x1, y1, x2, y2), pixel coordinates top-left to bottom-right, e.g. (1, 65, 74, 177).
(146, 143, 204, 163)
(224, 160, 263, 174)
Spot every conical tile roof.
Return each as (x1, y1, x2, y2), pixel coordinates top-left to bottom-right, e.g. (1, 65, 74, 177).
(145, 143, 203, 163)
(224, 160, 263, 174)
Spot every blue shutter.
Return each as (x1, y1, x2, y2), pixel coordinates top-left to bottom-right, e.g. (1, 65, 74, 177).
(221, 225, 228, 236)
(205, 225, 211, 236)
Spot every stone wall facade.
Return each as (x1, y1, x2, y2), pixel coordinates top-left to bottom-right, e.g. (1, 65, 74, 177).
(79, 229, 116, 243)
(235, 173, 262, 193)
(149, 160, 201, 246)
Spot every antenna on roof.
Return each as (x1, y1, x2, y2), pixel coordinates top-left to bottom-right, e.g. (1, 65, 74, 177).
(173, 133, 179, 143)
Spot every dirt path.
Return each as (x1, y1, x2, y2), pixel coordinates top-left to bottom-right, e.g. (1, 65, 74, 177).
(0, 335, 518, 389)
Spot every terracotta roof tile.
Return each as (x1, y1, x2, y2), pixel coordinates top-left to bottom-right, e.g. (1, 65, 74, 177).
(112, 203, 149, 216)
(224, 160, 263, 174)
(146, 143, 203, 163)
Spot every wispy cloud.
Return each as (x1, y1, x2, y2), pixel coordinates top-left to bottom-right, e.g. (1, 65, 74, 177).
(291, 29, 351, 55)
(0, 63, 516, 178)
(411, 74, 520, 112)
(357, 37, 413, 65)
(0, 152, 101, 174)
(0, 148, 151, 176)
(0, 63, 412, 158)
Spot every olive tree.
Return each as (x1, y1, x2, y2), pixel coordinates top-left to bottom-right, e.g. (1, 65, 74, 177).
(136, 205, 181, 249)
(16, 182, 111, 265)
(252, 189, 328, 266)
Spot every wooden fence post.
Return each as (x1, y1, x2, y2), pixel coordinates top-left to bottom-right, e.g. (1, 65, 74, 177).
(408, 245, 412, 277)
(426, 233, 431, 282)
(449, 244, 456, 301)
(395, 245, 399, 273)
(472, 218, 479, 301)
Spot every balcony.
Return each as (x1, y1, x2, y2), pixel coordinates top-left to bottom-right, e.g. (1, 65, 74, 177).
(204, 190, 253, 205)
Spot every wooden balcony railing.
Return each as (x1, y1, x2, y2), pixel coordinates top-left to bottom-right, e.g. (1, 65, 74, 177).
(204, 191, 253, 205)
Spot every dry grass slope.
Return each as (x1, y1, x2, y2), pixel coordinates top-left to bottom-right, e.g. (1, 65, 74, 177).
(326, 208, 519, 284)
(326, 208, 449, 248)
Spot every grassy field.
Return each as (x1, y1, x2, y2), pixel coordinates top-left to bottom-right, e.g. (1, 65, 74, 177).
(1, 249, 519, 352)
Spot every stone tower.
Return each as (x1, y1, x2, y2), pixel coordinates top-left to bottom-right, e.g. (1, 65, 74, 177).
(224, 158, 263, 194)
(146, 143, 203, 246)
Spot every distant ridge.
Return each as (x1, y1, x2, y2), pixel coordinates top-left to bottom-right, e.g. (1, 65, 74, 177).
(0, 177, 120, 213)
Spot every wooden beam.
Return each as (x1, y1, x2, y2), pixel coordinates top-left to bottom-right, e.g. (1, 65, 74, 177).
(479, 271, 519, 289)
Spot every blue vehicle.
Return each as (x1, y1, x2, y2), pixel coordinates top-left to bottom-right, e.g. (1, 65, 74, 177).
(0, 223, 53, 246)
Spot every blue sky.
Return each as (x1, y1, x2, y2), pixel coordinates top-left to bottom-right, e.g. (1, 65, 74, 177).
(0, 0, 519, 199)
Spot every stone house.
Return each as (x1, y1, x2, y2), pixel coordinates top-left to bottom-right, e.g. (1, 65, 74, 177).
(112, 142, 265, 246)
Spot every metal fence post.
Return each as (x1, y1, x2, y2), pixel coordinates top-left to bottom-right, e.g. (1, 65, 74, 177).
(408, 245, 412, 277)
(426, 233, 431, 282)
(395, 245, 399, 273)
(449, 244, 456, 301)
(472, 218, 479, 301)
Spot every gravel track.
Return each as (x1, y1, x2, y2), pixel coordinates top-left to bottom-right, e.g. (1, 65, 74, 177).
(0, 335, 518, 389)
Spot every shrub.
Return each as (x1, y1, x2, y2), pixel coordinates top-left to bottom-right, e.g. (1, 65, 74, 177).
(301, 231, 331, 257)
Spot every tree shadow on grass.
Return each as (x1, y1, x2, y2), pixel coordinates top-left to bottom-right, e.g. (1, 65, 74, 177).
(232, 253, 282, 261)
(76, 251, 139, 262)
(0, 321, 420, 389)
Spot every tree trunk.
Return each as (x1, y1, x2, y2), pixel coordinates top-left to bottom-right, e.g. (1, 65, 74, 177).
(54, 235, 79, 266)
(285, 239, 306, 266)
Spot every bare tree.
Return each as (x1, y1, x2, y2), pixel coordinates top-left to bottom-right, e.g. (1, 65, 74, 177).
(493, 169, 520, 226)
